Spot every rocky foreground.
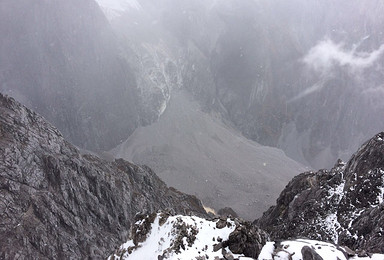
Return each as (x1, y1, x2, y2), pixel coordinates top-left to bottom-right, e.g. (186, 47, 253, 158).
(109, 212, 384, 260)
(0, 93, 207, 259)
(109, 133, 384, 259)
(1, 93, 384, 259)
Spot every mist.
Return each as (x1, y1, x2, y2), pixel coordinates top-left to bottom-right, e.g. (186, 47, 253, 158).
(1, 0, 384, 218)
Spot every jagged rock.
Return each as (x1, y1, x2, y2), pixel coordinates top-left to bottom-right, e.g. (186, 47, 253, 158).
(257, 132, 384, 253)
(217, 207, 238, 218)
(213, 242, 223, 252)
(216, 219, 228, 229)
(132, 213, 158, 246)
(226, 221, 269, 258)
(223, 252, 234, 260)
(0, 93, 207, 259)
(340, 246, 356, 257)
(301, 246, 323, 260)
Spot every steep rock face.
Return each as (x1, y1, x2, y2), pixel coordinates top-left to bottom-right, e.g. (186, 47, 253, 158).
(257, 133, 384, 253)
(0, 93, 207, 259)
(0, 0, 139, 151)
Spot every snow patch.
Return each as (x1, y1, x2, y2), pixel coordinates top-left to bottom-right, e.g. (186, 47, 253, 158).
(257, 242, 275, 260)
(378, 170, 384, 204)
(322, 213, 341, 243)
(109, 214, 243, 260)
(327, 180, 345, 200)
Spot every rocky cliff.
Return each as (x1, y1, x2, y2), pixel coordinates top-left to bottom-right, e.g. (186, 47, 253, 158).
(0, 0, 139, 151)
(0, 93, 207, 259)
(257, 133, 384, 254)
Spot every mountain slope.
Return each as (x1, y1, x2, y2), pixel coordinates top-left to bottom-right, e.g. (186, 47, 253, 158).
(112, 90, 306, 220)
(257, 132, 384, 254)
(0, 0, 139, 151)
(0, 93, 207, 259)
(102, 0, 384, 170)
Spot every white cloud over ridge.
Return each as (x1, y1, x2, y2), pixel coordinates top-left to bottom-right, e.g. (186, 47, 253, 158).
(289, 38, 384, 102)
(303, 38, 384, 73)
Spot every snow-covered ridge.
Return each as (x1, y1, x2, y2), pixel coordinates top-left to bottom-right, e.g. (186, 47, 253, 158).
(108, 213, 245, 259)
(109, 212, 384, 260)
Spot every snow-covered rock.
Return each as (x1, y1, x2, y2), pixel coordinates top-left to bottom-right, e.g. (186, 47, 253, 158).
(109, 212, 384, 260)
(109, 212, 268, 259)
(257, 133, 384, 254)
(258, 239, 384, 260)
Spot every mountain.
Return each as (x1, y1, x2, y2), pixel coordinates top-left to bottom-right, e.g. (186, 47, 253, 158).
(102, 0, 384, 170)
(0, 0, 139, 152)
(3, 0, 383, 170)
(1, 86, 384, 259)
(0, 93, 207, 259)
(112, 90, 306, 220)
(257, 132, 384, 254)
(207, 0, 384, 169)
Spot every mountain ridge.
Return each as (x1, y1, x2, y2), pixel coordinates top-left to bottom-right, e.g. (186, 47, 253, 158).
(0, 92, 207, 259)
(257, 132, 384, 253)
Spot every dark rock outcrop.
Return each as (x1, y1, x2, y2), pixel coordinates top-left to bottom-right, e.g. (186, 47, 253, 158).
(301, 246, 324, 260)
(0, 93, 207, 259)
(226, 220, 269, 259)
(257, 133, 384, 253)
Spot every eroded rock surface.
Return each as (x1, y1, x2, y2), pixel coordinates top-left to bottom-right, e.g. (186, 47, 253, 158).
(0, 93, 207, 259)
(257, 133, 384, 253)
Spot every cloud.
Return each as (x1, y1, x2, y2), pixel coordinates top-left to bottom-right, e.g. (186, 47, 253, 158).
(303, 38, 384, 74)
(288, 38, 384, 102)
